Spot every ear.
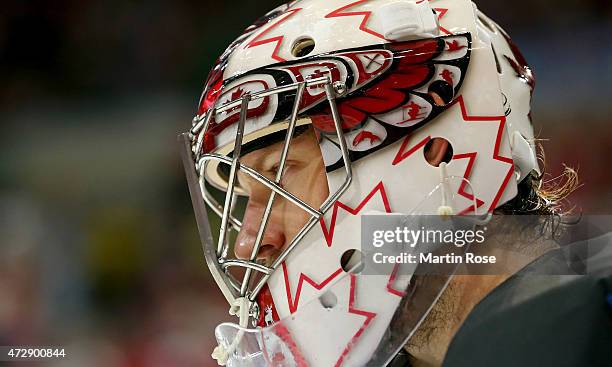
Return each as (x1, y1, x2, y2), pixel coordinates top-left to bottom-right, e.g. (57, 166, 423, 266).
(424, 138, 450, 167)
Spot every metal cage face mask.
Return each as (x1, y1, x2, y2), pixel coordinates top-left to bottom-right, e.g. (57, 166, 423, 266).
(180, 34, 473, 310)
(183, 77, 353, 310)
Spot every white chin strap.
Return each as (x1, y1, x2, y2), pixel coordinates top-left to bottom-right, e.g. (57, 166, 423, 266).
(212, 297, 251, 366)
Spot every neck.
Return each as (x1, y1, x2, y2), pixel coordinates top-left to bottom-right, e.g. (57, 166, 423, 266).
(406, 228, 558, 367)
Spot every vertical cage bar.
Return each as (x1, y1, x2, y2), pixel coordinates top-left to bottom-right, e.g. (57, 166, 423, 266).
(320, 82, 353, 212)
(239, 82, 306, 296)
(217, 94, 250, 257)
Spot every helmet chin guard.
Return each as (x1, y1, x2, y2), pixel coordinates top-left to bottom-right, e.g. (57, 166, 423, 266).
(181, 0, 539, 365)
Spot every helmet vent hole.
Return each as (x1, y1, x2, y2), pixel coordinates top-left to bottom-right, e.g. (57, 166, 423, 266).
(428, 80, 454, 106)
(319, 291, 338, 309)
(340, 249, 365, 274)
(424, 137, 453, 167)
(292, 37, 316, 57)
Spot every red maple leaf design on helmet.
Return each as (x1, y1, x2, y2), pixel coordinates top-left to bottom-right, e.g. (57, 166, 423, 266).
(231, 87, 245, 100)
(225, 87, 246, 113)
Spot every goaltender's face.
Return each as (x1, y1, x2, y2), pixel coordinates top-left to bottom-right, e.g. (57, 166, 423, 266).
(233, 127, 329, 261)
(233, 126, 450, 262)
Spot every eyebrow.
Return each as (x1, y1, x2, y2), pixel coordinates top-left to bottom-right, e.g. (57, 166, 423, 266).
(220, 125, 312, 180)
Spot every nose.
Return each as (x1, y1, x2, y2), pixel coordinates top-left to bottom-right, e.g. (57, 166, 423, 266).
(234, 202, 286, 260)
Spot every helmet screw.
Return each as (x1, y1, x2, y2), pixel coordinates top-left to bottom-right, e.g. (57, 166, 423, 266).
(333, 81, 347, 97)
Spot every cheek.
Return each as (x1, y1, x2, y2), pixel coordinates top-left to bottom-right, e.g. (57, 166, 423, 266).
(279, 163, 329, 240)
(313, 168, 330, 204)
(282, 161, 329, 207)
(282, 202, 312, 241)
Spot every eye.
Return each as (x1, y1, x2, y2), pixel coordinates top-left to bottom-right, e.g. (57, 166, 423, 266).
(267, 162, 295, 179)
(264, 163, 281, 179)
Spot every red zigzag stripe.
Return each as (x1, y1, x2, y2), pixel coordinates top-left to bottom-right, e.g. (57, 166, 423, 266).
(281, 265, 377, 366)
(391, 96, 514, 213)
(246, 8, 302, 62)
(452, 152, 486, 215)
(326, 0, 387, 40)
(386, 263, 407, 297)
(433, 8, 451, 35)
(319, 181, 392, 247)
(334, 274, 377, 367)
(392, 134, 431, 166)
(449, 95, 515, 212)
(282, 263, 343, 314)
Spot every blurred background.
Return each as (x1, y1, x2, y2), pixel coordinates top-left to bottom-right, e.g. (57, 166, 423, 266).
(1, 0, 611, 366)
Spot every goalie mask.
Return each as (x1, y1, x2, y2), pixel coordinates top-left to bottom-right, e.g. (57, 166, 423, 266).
(180, 0, 538, 365)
